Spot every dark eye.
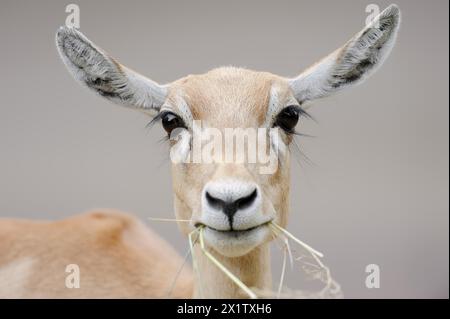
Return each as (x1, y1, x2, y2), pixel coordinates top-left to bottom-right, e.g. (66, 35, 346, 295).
(161, 112, 185, 135)
(274, 105, 300, 133)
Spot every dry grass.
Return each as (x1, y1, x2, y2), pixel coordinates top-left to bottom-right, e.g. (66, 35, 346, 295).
(149, 217, 343, 299)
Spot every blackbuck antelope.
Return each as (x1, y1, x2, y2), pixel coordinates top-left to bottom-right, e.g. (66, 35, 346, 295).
(0, 5, 400, 298)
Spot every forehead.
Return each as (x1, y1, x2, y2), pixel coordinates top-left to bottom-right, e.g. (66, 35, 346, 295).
(167, 67, 292, 128)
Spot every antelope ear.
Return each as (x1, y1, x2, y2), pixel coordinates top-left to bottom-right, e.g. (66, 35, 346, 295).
(289, 4, 401, 103)
(56, 27, 167, 115)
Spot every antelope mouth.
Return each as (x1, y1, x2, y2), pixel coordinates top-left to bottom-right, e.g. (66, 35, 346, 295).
(196, 221, 273, 257)
(195, 220, 272, 235)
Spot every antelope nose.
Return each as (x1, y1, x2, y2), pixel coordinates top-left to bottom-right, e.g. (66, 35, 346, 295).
(204, 184, 258, 229)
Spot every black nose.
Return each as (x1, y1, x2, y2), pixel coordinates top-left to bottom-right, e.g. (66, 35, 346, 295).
(205, 189, 258, 229)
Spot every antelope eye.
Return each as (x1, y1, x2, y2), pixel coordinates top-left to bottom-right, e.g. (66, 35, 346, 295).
(161, 112, 185, 135)
(274, 105, 300, 133)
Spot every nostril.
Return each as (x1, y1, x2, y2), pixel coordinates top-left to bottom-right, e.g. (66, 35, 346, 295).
(205, 191, 225, 209)
(236, 189, 258, 210)
(205, 188, 257, 212)
(204, 187, 258, 228)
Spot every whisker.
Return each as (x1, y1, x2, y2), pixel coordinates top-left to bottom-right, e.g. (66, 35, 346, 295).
(291, 136, 315, 167)
(292, 131, 316, 138)
(156, 154, 170, 170)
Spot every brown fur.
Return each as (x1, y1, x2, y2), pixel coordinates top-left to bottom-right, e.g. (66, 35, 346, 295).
(0, 211, 192, 298)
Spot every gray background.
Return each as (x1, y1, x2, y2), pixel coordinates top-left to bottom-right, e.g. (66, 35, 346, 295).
(0, 0, 448, 298)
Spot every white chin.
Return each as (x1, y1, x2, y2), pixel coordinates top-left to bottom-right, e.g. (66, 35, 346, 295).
(202, 225, 270, 257)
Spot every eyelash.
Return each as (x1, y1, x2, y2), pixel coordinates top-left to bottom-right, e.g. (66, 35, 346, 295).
(148, 106, 310, 136)
(147, 111, 183, 127)
(273, 105, 310, 135)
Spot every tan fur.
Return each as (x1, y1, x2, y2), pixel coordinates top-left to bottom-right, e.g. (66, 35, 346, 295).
(169, 67, 280, 127)
(0, 210, 192, 298)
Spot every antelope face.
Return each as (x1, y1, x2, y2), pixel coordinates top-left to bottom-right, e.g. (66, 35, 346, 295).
(56, 5, 400, 257)
(166, 69, 296, 257)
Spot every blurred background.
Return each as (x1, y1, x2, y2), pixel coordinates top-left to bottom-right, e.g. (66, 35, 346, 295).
(0, 0, 448, 298)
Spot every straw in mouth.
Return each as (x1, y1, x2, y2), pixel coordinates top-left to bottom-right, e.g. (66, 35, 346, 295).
(149, 217, 341, 299)
(193, 226, 258, 299)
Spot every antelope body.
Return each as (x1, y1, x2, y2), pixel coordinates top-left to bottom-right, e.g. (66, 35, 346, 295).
(0, 5, 400, 298)
(0, 210, 192, 298)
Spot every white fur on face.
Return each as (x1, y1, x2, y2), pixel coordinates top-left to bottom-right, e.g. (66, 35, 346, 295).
(200, 180, 269, 231)
(264, 85, 299, 128)
(197, 179, 274, 257)
(169, 128, 191, 164)
(289, 4, 401, 103)
(202, 225, 271, 257)
(165, 94, 195, 164)
(174, 94, 194, 129)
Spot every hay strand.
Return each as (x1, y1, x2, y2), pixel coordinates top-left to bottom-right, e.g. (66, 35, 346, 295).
(277, 245, 287, 299)
(270, 222, 324, 258)
(198, 227, 258, 299)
